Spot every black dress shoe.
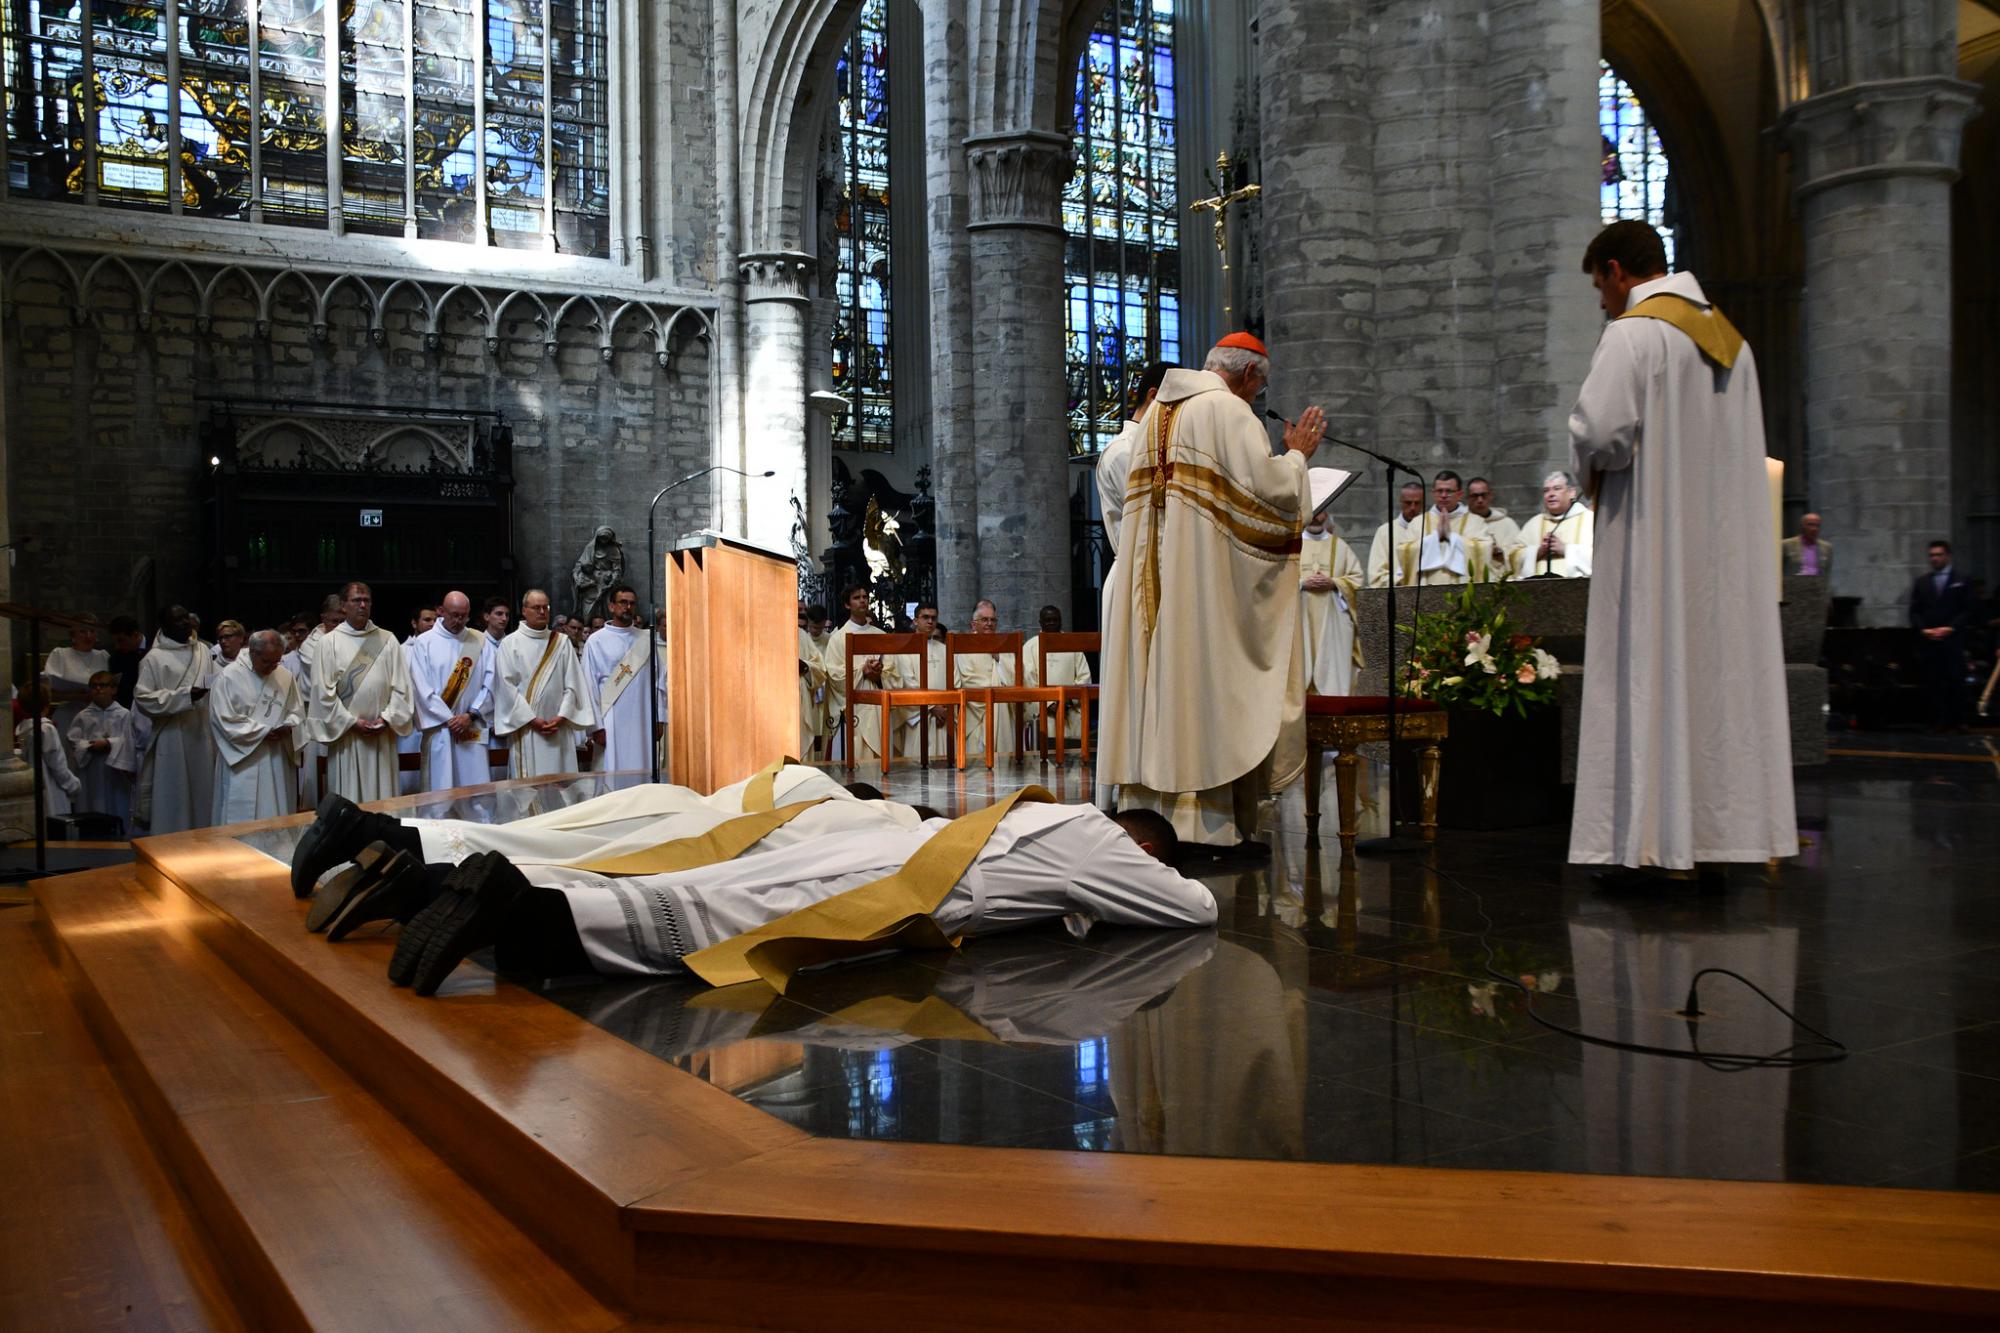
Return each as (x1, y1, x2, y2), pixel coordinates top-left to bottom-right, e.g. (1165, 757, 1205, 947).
(290, 794, 367, 898)
(319, 843, 431, 941)
(392, 852, 532, 996)
(305, 841, 393, 933)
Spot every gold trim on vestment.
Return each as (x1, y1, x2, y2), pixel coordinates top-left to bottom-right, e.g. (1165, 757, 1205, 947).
(682, 786, 1054, 991)
(741, 756, 800, 813)
(573, 798, 831, 875)
(1618, 294, 1744, 370)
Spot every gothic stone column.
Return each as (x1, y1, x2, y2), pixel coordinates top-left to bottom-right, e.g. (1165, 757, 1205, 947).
(965, 128, 1072, 625)
(1784, 77, 1978, 625)
(737, 251, 815, 555)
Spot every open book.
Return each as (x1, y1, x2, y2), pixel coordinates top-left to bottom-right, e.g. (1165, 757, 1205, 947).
(1309, 467, 1359, 521)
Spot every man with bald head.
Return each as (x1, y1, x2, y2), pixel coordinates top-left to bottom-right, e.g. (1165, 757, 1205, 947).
(210, 629, 305, 823)
(409, 589, 497, 792)
(1781, 513, 1832, 579)
(493, 588, 595, 777)
(305, 581, 414, 802)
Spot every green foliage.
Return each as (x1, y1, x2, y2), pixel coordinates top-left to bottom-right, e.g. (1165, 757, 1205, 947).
(1396, 583, 1561, 716)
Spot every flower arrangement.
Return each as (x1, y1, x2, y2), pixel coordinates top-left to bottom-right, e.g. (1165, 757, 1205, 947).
(1398, 583, 1561, 716)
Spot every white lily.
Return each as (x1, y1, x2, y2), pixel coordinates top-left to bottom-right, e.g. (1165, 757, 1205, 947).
(1532, 647, 1560, 679)
(1464, 631, 1496, 674)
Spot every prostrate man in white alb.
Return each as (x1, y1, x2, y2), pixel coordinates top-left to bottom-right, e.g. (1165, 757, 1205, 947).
(1300, 510, 1363, 696)
(1567, 219, 1795, 880)
(1367, 481, 1426, 588)
(581, 583, 662, 773)
(383, 798, 1216, 996)
(1465, 478, 1523, 579)
(1511, 470, 1594, 579)
(209, 629, 305, 824)
(408, 591, 496, 792)
(305, 582, 415, 803)
(133, 604, 217, 834)
(821, 584, 888, 765)
(1100, 330, 1324, 851)
(1022, 604, 1091, 745)
(492, 589, 594, 779)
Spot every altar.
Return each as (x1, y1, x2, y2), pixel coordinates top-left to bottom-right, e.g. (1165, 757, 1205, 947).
(1352, 575, 1830, 777)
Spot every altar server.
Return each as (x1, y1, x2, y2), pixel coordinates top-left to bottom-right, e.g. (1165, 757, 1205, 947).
(209, 630, 305, 824)
(1300, 512, 1363, 696)
(492, 589, 594, 779)
(43, 617, 108, 738)
(1567, 220, 1795, 874)
(305, 582, 415, 804)
(582, 584, 662, 773)
(16, 687, 82, 818)
(68, 672, 134, 829)
(409, 591, 495, 792)
(133, 604, 216, 833)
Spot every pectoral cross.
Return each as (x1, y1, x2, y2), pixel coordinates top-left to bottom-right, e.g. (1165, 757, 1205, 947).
(1188, 151, 1262, 324)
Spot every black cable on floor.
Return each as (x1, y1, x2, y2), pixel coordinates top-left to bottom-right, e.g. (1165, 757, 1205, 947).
(1420, 860, 1847, 1070)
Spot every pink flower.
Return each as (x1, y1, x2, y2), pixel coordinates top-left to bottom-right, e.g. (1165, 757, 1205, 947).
(1516, 662, 1537, 684)
(1464, 630, 1481, 645)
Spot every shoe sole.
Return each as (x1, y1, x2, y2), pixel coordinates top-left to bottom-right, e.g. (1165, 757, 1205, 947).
(390, 855, 490, 988)
(289, 793, 361, 898)
(324, 848, 423, 942)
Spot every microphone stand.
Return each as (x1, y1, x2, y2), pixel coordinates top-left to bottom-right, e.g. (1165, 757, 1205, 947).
(645, 466, 775, 784)
(1267, 412, 1429, 855)
(1526, 501, 1574, 580)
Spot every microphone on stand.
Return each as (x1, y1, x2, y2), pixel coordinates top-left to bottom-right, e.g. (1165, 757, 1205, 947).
(1527, 501, 1574, 580)
(646, 465, 779, 783)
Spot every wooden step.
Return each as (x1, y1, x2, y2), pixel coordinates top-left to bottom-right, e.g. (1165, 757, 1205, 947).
(0, 909, 242, 1333)
(33, 868, 644, 1332)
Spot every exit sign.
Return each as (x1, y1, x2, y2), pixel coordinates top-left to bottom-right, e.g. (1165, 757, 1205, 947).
(359, 508, 384, 528)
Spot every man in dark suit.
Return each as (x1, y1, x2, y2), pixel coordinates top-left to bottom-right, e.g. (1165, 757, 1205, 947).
(1910, 541, 1974, 731)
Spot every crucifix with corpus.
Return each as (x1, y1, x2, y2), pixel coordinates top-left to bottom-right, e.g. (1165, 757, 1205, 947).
(1188, 150, 1262, 325)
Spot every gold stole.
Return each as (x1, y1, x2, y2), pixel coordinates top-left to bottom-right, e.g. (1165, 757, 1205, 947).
(684, 786, 1053, 992)
(523, 631, 564, 712)
(575, 798, 831, 875)
(741, 756, 801, 812)
(1618, 294, 1743, 370)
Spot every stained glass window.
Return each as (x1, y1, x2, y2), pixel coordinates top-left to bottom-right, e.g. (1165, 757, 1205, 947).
(829, 0, 891, 453)
(1, 0, 608, 251)
(1064, 0, 1179, 458)
(1599, 61, 1675, 270)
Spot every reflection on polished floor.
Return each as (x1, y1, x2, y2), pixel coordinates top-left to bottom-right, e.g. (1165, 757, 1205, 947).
(253, 737, 2000, 1192)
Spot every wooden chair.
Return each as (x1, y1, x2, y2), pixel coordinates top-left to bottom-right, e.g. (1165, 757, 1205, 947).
(871, 634, 968, 773)
(843, 632, 953, 775)
(1035, 631, 1101, 763)
(946, 632, 1064, 768)
(1302, 695, 1448, 855)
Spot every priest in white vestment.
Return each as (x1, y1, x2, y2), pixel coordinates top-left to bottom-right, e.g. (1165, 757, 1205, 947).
(798, 623, 828, 757)
(393, 606, 436, 794)
(133, 605, 216, 833)
(409, 591, 496, 792)
(581, 584, 662, 774)
(209, 631, 305, 824)
(395, 802, 1213, 994)
(1366, 482, 1426, 588)
(822, 584, 889, 764)
(43, 620, 108, 739)
(883, 604, 951, 759)
(493, 589, 595, 779)
(1300, 512, 1363, 696)
(1511, 470, 1595, 579)
(955, 600, 1017, 759)
(1465, 478, 1524, 578)
(294, 594, 344, 810)
(1566, 221, 1795, 872)
(1100, 332, 1325, 848)
(305, 583, 415, 804)
(1023, 605, 1092, 743)
(68, 674, 134, 829)
(1414, 471, 1497, 585)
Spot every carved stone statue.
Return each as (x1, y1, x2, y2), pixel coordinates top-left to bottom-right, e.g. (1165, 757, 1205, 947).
(571, 526, 624, 620)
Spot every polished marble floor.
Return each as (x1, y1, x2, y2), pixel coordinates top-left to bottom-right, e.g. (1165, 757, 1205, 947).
(242, 737, 2000, 1191)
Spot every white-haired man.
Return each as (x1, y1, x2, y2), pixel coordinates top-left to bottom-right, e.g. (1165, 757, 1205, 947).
(1099, 331, 1326, 852)
(209, 629, 305, 824)
(1512, 470, 1595, 579)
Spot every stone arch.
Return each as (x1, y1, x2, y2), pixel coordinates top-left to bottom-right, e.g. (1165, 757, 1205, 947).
(4, 247, 83, 320)
(740, 0, 864, 251)
(199, 265, 262, 333)
(260, 269, 321, 337)
(142, 260, 205, 328)
(79, 254, 145, 324)
(430, 283, 493, 351)
(373, 278, 434, 345)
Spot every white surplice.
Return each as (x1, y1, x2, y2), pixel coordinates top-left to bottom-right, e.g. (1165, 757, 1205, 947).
(133, 636, 216, 833)
(798, 629, 828, 755)
(1568, 270, 1796, 868)
(953, 649, 1016, 759)
(493, 625, 595, 778)
(821, 619, 888, 763)
(1511, 505, 1595, 579)
(305, 622, 415, 804)
(548, 803, 1218, 978)
(581, 624, 661, 774)
(208, 656, 305, 824)
(43, 645, 109, 738)
(295, 626, 328, 808)
(1300, 531, 1363, 696)
(16, 717, 82, 816)
(1366, 512, 1421, 588)
(408, 622, 496, 791)
(1099, 368, 1309, 845)
(1023, 633, 1091, 741)
(882, 638, 950, 756)
(67, 702, 134, 827)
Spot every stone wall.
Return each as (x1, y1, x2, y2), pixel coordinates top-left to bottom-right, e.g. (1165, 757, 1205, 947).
(1, 254, 713, 629)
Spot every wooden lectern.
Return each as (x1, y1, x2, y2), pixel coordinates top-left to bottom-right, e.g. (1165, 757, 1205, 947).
(662, 531, 798, 792)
